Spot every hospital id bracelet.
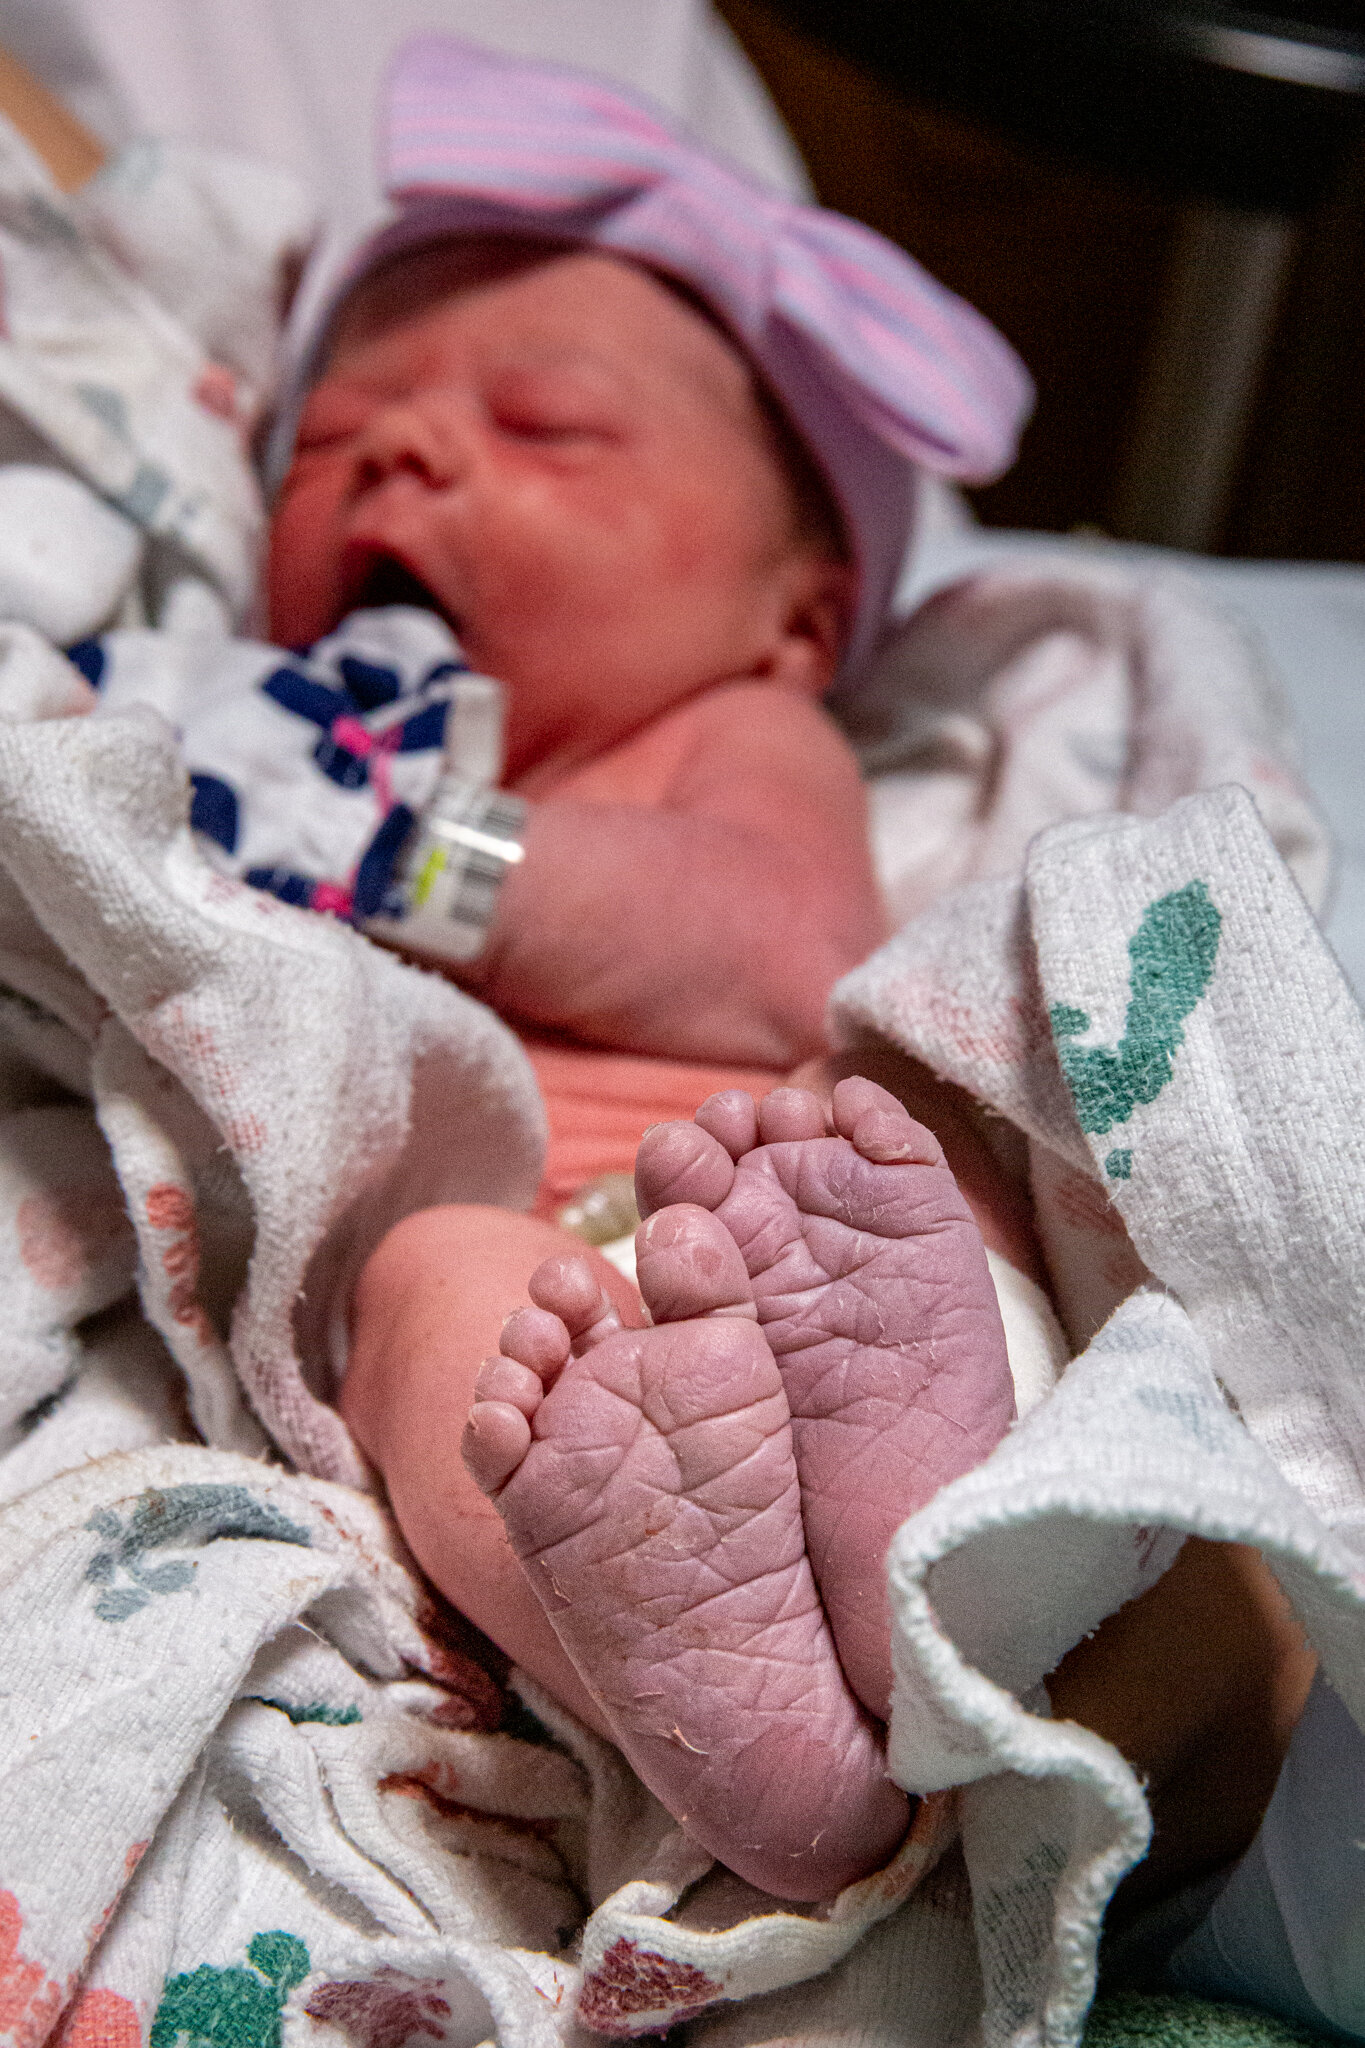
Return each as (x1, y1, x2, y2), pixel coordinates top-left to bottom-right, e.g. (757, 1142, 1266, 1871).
(364, 773, 527, 965)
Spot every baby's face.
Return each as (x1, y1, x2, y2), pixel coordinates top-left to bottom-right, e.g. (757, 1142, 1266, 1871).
(268, 243, 843, 780)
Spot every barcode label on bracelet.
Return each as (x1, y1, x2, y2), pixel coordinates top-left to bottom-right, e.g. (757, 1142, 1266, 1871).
(367, 783, 526, 964)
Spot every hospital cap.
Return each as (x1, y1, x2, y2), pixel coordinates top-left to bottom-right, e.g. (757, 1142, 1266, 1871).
(288, 36, 1034, 678)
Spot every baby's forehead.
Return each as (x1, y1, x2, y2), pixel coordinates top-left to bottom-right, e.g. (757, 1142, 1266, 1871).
(323, 239, 760, 419)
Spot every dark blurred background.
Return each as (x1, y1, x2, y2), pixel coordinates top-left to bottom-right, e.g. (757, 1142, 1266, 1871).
(716, 0, 1365, 563)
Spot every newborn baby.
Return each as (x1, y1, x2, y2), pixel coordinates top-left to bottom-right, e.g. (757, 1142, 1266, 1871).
(247, 31, 1034, 1223)
(217, 54, 1047, 1894)
(281, 228, 1024, 1896)
(272, 223, 1301, 1910)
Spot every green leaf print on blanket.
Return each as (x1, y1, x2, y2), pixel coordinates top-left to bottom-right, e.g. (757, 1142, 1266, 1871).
(1049, 880, 1222, 1172)
(84, 1483, 312, 1621)
(151, 1933, 311, 2048)
(250, 1697, 362, 1726)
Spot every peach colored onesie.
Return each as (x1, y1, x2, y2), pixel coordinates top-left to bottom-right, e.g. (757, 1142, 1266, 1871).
(523, 1037, 781, 1219)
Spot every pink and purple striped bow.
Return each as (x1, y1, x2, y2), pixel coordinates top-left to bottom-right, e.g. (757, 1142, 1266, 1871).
(372, 35, 1033, 671)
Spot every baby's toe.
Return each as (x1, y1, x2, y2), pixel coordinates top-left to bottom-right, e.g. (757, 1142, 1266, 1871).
(526, 1254, 621, 1352)
(756, 1086, 830, 1145)
(635, 1203, 758, 1326)
(830, 1075, 944, 1166)
(499, 1302, 573, 1378)
(635, 1117, 736, 1217)
(694, 1087, 759, 1158)
(462, 1397, 532, 1495)
(474, 1354, 544, 1417)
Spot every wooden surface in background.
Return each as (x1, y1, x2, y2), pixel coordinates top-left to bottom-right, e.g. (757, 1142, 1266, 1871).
(718, 0, 1365, 561)
(1227, 135, 1365, 565)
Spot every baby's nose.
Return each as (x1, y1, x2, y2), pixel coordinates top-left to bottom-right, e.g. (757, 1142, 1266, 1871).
(354, 399, 470, 493)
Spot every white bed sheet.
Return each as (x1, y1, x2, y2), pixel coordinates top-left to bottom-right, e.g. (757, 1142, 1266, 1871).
(0, 0, 810, 231)
(907, 530, 1365, 1004)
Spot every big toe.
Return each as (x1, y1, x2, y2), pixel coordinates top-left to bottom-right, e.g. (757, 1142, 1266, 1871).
(831, 1075, 945, 1166)
(635, 1117, 736, 1217)
(635, 1203, 758, 1326)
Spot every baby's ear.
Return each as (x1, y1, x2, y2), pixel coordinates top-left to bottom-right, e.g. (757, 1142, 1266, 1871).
(765, 555, 857, 694)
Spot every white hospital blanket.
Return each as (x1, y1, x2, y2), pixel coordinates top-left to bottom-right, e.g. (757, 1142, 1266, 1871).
(904, 529, 1365, 1004)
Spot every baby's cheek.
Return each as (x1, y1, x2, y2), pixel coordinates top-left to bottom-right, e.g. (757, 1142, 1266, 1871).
(266, 471, 348, 643)
(481, 501, 645, 642)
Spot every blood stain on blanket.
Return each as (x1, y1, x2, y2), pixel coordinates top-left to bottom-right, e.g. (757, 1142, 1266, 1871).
(18, 1187, 132, 1290)
(410, 1597, 506, 1730)
(78, 1843, 150, 1963)
(897, 970, 1043, 1072)
(577, 1940, 723, 2035)
(192, 366, 241, 425)
(0, 1890, 69, 2048)
(379, 1770, 561, 1845)
(1042, 1161, 1149, 1299)
(149, 1010, 264, 1155)
(1249, 751, 1308, 800)
(424, 1680, 504, 1733)
(305, 1971, 450, 2048)
(1047, 1166, 1130, 1241)
(226, 1114, 266, 1155)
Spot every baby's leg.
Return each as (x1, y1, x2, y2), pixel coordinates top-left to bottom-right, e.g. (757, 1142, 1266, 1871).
(636, 1076, 1017, 1720)
(343, 1205, 643, 1739)
(463, 1204, 910, 1900)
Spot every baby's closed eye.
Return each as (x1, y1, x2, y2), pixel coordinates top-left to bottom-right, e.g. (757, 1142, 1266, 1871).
(484, 364, 624, 447)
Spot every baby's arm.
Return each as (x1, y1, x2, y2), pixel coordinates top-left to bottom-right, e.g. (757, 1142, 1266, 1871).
(462, 683, 887, 1067)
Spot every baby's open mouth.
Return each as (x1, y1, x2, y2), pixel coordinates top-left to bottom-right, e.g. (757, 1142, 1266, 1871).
(347, 552, 460, 636)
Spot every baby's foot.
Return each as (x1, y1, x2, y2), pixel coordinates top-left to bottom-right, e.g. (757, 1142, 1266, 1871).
(462, 1207, 910, 1901)
(635, 1077, 1015, 1720)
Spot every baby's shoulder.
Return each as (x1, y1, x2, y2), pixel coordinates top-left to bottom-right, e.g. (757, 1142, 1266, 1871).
(552, 682, 857, 813)
(657, 680, 865, 827)
(667, 678, 853, 766)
